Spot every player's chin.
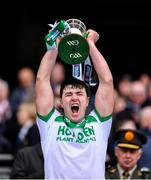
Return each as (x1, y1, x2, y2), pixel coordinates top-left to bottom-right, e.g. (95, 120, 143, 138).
(70, 115, 79, 122)
(70, 114, 81, 122)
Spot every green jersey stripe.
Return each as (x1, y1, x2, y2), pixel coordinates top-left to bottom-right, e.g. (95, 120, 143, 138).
(36, 107, 55, 122)
(94, 107, 112, 122)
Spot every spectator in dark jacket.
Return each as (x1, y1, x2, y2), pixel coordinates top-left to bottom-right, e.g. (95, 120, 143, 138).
(10, 143, 44, 179)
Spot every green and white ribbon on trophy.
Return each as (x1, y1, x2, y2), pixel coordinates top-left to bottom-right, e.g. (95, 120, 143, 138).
(44, 18, 96, 86)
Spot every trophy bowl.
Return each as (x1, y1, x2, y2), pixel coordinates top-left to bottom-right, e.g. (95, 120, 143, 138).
(58, 19, 89, 65)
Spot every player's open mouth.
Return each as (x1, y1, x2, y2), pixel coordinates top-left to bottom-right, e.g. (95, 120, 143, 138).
(71, 105, 79, 113)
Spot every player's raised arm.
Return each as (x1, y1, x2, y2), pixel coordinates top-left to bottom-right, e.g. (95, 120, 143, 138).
(35, 49, 58, 116)
(86, 29, 114, 117)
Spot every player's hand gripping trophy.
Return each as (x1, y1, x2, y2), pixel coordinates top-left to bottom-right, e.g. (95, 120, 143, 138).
(44, 18, 96, 86)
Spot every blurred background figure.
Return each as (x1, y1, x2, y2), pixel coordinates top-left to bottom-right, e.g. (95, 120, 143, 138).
(50, 61, 66, 111)
(137, 106, 151, 169)
(0, 79, 12, 124)
(139, 73, 151, 88)
(147, 83, 151, 101)
(113, 92, 127, 115)
(10, 143, 44, 179)
(5, 67, 36, 152)
(0, 79, 12, 153)
(140, 74, 151, 107)
(117, 74, 132, 100)
(10, 67, 35, 114)
(125, 80, 148, 122)
(105, 129, 151, 179)
(51, 61, 66, 96)
(14, 102, 39, 154)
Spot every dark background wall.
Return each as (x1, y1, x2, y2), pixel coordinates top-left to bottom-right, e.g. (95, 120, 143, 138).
(0, 1, 151, 89)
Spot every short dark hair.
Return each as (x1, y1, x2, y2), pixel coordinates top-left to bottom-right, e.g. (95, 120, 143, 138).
(60, 77, 90, 97)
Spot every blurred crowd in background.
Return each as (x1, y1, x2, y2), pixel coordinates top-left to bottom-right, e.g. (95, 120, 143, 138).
(1, 60, 151, 178)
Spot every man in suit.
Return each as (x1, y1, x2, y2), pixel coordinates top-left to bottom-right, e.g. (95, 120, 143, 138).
(105, 129, 151, 179)
(10, 143, 44, 179)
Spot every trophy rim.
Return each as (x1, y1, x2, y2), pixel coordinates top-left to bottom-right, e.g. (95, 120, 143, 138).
(65, 18, 86, 34)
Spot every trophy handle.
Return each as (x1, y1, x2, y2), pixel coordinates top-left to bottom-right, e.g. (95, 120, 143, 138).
(44, 20, 69, 46)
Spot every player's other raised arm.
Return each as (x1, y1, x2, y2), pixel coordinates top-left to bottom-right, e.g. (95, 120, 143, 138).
(87, 29, 114, 117)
